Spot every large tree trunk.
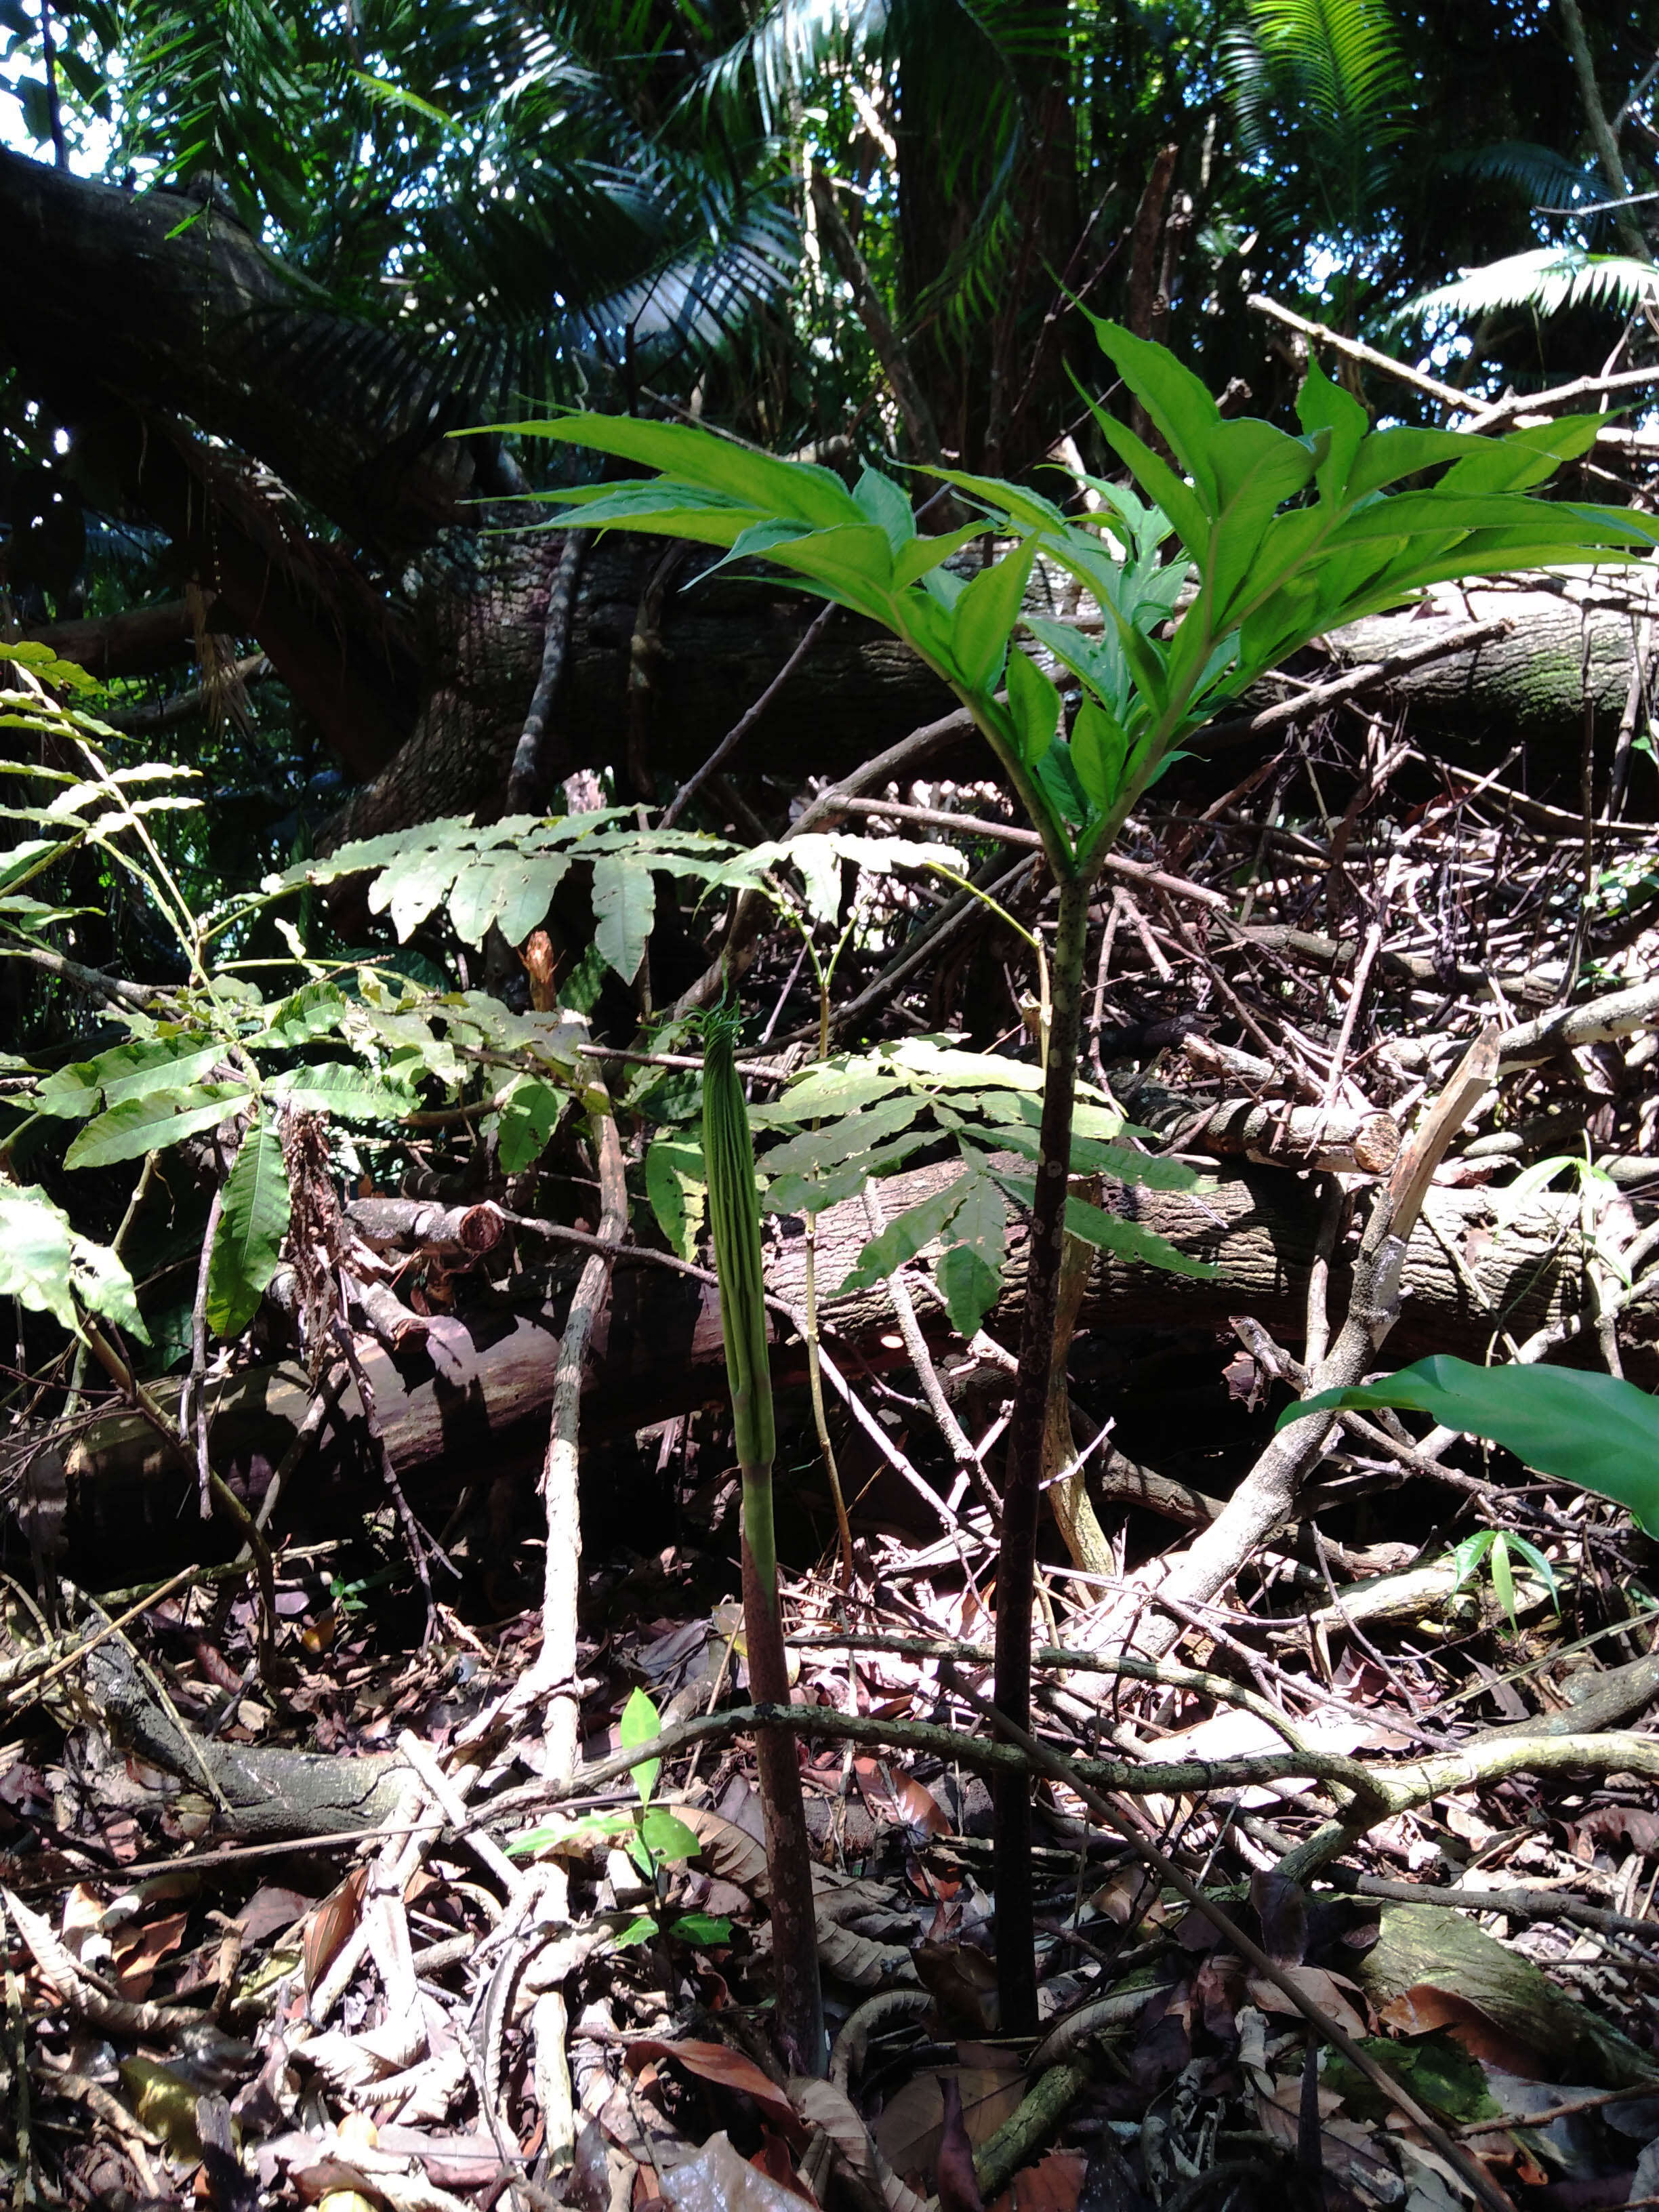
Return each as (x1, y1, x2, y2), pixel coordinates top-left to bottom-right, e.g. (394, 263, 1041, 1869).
(47, 1160, 1643, 1580)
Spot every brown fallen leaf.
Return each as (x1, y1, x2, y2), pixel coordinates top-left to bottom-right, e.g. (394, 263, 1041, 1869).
(1374, 1984, 1548, 2076)
(627, 2037, 802, 2139)
(987, 2150, 1087, 2212)
(873, 2047, 1025, 2179)
(1246, 1965, 1370, 2041)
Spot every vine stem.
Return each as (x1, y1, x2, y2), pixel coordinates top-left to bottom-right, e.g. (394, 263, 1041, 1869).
(991, 869, 1091, 2036)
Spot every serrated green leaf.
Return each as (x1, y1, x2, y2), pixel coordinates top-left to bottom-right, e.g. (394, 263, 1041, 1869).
(66, 1084, 249, 1169)
(205, 1111, 291, 1340)
(750, 1067, 903, 1126)
(992, 1172, 1218, 1279)
(613, 1915, 658, 1948)
(935, 1242, 1001, 1339)
(591, 853, 655, 983)
(760, 1094, 921, 1179)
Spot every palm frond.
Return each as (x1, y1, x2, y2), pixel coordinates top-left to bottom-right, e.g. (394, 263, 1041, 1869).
(1222, 0, 1412, 239)
(1402, 246, 1659, 325)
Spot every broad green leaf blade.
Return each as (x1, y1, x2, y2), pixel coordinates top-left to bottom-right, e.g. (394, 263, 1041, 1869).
(936, 1242, 1001, 1339)
(496, 1074, 562, 1173)
(66, 1084, 249, 1170)
(935, 1172, 1007, 1336)
(1089, 319, 1223, 511)
(646, 1135, 706, 1261)
(670, 1913, 733, 1948)
(948, 537, 1039, 693)
(269, 1063, 415, 1124)
(1006, 647, 1061, 767)
(590, 855, 655, 983)
(205, 1111, 291, 1339)
(639, 1807, 701, 1863)
(1284, 1355, 1659, 1531)
(0, 1185, 79, 1332)
(0, 1186, 144, 1341)
(619, 1686, 662, 1806)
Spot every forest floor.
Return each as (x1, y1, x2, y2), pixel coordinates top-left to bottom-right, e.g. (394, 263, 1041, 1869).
(7, 680, 1659, 2212)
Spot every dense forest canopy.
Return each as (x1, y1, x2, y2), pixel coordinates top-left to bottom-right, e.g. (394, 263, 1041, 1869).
(7, 2, 1659, 2205)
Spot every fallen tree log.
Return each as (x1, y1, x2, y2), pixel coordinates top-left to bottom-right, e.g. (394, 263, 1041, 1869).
(47, 1153, 1648, 1579)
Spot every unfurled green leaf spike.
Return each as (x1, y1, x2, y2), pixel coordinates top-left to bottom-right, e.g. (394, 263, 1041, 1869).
(701, 1003, 775, 1479)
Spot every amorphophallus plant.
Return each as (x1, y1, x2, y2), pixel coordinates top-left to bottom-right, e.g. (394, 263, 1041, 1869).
(701, 1004, 827, 2075)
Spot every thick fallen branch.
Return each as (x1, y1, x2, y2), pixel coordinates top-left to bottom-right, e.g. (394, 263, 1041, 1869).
(49, 1149, 1636, 1573)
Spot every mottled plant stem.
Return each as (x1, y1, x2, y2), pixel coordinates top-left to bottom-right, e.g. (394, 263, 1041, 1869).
(991, 871, 1091, 2036)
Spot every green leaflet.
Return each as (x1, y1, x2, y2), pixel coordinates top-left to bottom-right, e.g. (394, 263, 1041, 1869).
(65, 1083, 250, 1170)
(496, 1074, 562, 1172)
(935, 1173, 1007, 1337)
(619, 1686, 663, 1806)
(646, 1135, 706, 1261)
(0, 1185, 147, 1341)
(702, 1013, 775, 1477)
(991, 1172, 1218, 1280)
(269, 1062, 415, 1124)
(1285, 1355, 1659, 1533)
(834, 1181, 968, 1298)
(591, 853, 655, 983)
(35, 1038, 227, 1121)
(206, 1110, 292, 1340)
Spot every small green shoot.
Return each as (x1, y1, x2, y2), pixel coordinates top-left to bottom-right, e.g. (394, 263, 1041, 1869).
(506, 1688, 731, 1951)
(1450, 1528, 1560, 1631)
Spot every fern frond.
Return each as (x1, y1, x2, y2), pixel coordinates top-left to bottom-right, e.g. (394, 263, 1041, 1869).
(1404, 247, 1659, 325)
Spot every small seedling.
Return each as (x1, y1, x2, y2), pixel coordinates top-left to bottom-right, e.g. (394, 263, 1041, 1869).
(506, 1688, 731, 1950)
(1450, 1528, 1559, 1632)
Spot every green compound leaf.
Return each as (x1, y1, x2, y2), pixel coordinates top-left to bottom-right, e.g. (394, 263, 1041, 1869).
(206, 1110, 291, 1340)
(1284, 1355, 1659, 1533)
(993, 1173, 1218, 1279)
